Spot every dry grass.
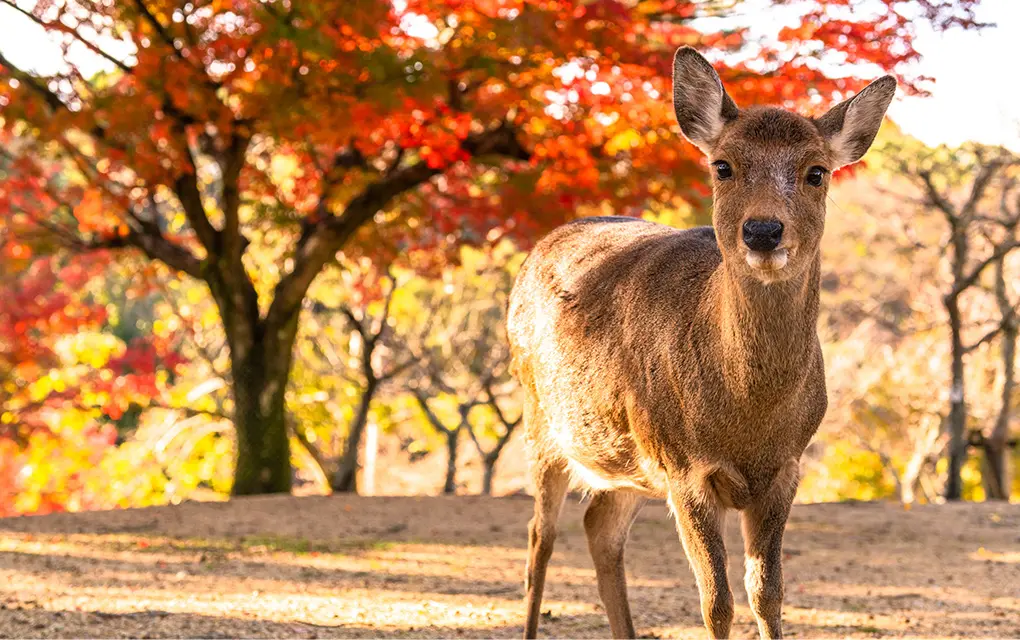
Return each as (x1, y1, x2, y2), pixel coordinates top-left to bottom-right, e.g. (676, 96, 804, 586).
(1, 495, 1018, 638)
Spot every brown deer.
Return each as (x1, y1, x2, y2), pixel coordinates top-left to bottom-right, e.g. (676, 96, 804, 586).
(507, 47, 895, 639)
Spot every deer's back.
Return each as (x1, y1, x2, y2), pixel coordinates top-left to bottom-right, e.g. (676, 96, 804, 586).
(507, 217, 824, 501)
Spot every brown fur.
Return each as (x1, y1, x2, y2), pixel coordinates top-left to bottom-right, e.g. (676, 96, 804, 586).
(509, 47, 895, 639)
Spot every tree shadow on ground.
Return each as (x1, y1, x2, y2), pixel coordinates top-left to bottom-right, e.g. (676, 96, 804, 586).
(2, 495, 1018, 638)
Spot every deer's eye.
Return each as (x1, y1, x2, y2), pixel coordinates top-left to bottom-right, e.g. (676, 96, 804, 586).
(712, 160, 733, 180)
(806, 166, 827, 187)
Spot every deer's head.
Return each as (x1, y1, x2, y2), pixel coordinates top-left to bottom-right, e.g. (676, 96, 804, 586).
(672, 47, 896, 284)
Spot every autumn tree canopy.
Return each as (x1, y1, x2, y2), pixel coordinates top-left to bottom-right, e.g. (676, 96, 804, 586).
(0, 0, 987, 495)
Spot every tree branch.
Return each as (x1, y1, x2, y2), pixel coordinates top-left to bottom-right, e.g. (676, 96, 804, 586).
(0, 49, 70, 113)
(289, 421, 333, 482)
(370, 272, 398, 345)
(917, 169, 958, 224)
(172, 139, 220, 253)
(73, 229, 204, 279)
(949, 239, 1020, 300)
(0, 0, 132, 73)
(220, 132, 251, 267)
(961, 156, 1010, 218)
(263, 121, 530, 332)
(412, 391, 456, 436)
(964, 322, 1004, 354)
(337, 305, 366, 340)
(143, 400, 231, 421)
(378, 355, 419, 383)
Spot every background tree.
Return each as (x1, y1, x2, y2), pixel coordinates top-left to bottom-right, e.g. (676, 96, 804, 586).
(0, 0, 987, 494)
(971, 176, 1020, 500)
(409, 243, 521, 495)
(290, 266, 421, 493)
(893, 145, 1020, 500)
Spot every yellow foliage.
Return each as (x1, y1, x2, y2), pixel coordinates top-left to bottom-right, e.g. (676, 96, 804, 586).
(605, 129, 642, 155)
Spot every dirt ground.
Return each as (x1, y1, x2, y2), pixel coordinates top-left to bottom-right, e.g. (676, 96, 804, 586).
(0, 496, 1017, 639)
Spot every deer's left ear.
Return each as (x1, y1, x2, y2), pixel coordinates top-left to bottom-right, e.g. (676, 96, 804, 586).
(815, 76, 897, 169)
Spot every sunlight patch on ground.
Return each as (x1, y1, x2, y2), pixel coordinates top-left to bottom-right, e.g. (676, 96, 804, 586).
(970, 547, 1020, 564)
(2, 498, 1019, 638)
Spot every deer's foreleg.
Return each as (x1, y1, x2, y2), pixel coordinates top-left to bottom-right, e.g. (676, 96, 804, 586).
(740, 459, 799, 639)
(669, 479, 733, 639)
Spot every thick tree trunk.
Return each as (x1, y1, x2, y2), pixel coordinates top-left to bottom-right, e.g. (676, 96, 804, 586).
(443, 427, 460, 494)
(945, 297, 967, 501)
(215, 279, 300, 497)
(231, 348, 293, 495)
(332, 380, 378, 493)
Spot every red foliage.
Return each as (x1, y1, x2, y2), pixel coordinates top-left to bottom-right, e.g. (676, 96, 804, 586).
(0, 0, 986, 266)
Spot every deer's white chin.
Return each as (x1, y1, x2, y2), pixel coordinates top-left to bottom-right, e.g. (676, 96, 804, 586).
(745, 248, 789, 272)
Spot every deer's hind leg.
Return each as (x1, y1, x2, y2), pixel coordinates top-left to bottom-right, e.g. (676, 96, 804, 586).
(583, 490, 646, 638)
(523, 440, 569, 638)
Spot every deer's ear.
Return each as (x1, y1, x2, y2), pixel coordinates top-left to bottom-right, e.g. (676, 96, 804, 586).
(672, 46, 739, 154)
(816, 76, 897, 169)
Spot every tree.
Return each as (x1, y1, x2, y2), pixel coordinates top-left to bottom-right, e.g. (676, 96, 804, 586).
(411, 391, 467, 494)
(466, 388, 522, 496)
(289, 267, 421, 493)
(0, 246, 200, 514)
(896, 145, 1020, 500)
(0, 0, 988, 494)
(408, 243, 521, 495)
(972, 176, 1020, 500)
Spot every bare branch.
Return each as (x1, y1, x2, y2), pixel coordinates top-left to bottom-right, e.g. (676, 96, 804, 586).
(337, 305, 367, 340)
(289, 420, 332, 482)
(371, 271, 398, 344)
(143, 400, 231, 422)
(917, 169, 958, 224)
(378, 355, 419, 383)
(0, 0, 132, 73)
(961, 157, 1011, 219)
(412, 391, 456, 436)
(172, 139, 220, 253)
(964, 323, 1004, 354)
(950, 239, 1020, 300)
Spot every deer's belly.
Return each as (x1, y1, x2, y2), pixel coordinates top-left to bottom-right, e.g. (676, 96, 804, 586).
(546, 412, 669, 496)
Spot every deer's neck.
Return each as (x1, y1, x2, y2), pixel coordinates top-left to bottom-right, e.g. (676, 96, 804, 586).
(710, 254, 821, 399)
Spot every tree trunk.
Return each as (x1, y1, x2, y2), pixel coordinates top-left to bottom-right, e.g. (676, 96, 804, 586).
(985, 321, 1016, 500)
(332, 380, 378, 493)
(945, 296, 967, 501)
(231, 347, 293, 495)
(983, 437, 1010, 500)
(443, 427, 460, 494)
(215, 278, 299, 497)
(481, 456, 496, 496)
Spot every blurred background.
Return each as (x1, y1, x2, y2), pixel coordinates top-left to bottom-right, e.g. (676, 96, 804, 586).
(0, 0, 1018, 516)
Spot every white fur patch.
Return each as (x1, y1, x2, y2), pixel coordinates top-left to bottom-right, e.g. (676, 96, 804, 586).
(745, 248, 788, 271)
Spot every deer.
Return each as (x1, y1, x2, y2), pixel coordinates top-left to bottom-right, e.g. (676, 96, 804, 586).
(506, 46, 895, 639)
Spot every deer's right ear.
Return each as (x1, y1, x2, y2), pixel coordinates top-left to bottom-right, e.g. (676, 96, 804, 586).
(672, 47, 739, 154)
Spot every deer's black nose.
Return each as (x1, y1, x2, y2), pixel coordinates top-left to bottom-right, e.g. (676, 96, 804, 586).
(742, 220, 784, 252)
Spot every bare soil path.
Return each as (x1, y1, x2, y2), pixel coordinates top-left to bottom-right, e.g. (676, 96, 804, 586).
(1, 496, 1017, 638)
